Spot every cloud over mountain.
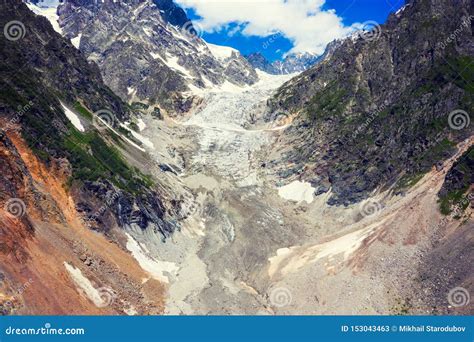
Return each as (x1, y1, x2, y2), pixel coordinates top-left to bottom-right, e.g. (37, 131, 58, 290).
(176, 0, 356, 54)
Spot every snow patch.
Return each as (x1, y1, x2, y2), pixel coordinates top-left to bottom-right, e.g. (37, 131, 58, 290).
(71, 34, 82, 49)
(278, 181, 315, 204)
(60, 102, 85, 132)
(64, 262, 108, 307)
(125, 233, 178, 284)
(165, 55, 193, 78)
(26, 1, 62, 34)
(149, 52, 161, 60)
(95, 117, 146, 152)
(137, 118, 146, 132)
(268, 224, 379, 277)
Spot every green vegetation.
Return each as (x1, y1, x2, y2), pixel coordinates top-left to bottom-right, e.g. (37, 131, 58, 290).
(128, 122, 139, 132)
(73, 101, 93, 120)
(439, 189, 470, 216)
(396, 173, 425, 190)
(438, 147, 473, 215)
(416, 138, 456, 167)
(306, 81, 349, 121)
(62, 126, 153, 194)
(0, 73, 153, 195)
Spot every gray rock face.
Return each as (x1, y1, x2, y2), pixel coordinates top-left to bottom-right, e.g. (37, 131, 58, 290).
(268, 0, 474, 205)
(57, 0, 259, 114)
(1, 0, 180, 238)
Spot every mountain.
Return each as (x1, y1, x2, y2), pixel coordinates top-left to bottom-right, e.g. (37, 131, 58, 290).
(2, 0, 472, 317)
(245, 52, 278, 74)
(245, 51, 321, 75)
(54, 0, 258, 114)
(267, 0, 473, 206)
(0, 0, 184, 314)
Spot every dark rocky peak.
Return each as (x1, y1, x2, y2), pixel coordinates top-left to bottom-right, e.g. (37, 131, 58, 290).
(153, 0, 192, 28)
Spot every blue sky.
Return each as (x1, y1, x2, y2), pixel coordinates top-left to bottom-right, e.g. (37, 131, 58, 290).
(178, 0, 405, 61)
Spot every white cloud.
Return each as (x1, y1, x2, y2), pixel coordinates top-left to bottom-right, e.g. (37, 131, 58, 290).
(175, 0, 357, 55)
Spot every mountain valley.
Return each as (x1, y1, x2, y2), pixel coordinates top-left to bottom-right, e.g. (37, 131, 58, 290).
(0, 0, 472, 316)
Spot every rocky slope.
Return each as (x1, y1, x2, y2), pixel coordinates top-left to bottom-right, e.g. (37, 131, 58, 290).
(55, 0, 258, 114)
(266, 0, 473, 206)
(245, 52, 321, 75)
(0, 0, 188, 314)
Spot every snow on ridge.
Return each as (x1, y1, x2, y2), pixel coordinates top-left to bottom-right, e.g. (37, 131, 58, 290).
(206, 43, 238, 61)
(119, 123, 154, 149)
(25, 1, 62, 34)
(71, 34, 82, 49)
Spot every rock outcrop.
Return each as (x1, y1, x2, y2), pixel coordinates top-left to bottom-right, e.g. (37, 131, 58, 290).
(57, 0, 258, 114)
(268, 0, 473, 205)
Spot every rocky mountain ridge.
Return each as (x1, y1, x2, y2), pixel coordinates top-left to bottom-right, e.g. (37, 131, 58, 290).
(267, 0, 473, 206)
(245, 51, 321, 75)
(55, 0, 258, 114)
(1, 0, 183, 239)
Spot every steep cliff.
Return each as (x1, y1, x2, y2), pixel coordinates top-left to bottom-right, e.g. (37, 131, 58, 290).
(267, 0, 473, 205)
(56, 0, 258, 114)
